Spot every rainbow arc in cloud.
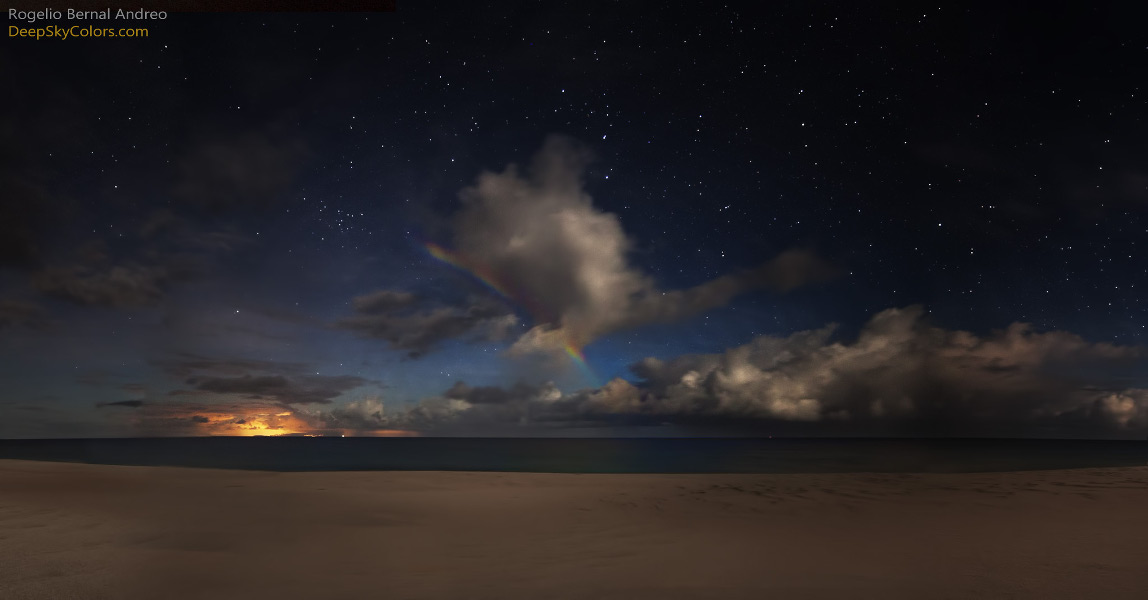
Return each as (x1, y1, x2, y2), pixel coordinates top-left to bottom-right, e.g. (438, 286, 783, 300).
(426, 242, 517, 303)
(563, 342, 596, 383)
(425, 241, 598, 385)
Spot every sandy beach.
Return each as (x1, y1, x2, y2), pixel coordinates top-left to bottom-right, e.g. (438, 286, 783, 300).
(2, 459, 1146, 599)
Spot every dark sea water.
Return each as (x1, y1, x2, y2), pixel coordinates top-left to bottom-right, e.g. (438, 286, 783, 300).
(0, 438, 1144, 473)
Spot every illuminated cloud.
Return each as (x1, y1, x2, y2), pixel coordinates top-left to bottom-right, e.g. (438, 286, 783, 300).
(100, 355, 395, 436)
(377, 307, 1148, 438)
(139, 400, 312, 436)
(440, 136, 836, 359)
(100, 392, 416, 438)
(100, 308, 1147, 438)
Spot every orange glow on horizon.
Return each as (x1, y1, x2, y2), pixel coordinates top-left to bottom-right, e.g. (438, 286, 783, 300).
(129, 397, 422, 438)
(181, 408, 312, 437)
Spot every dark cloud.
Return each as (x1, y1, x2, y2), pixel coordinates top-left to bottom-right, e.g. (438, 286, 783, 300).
(335, 290, 518, 357)
(138, 209, 182, 239)
(916, 141, 1148, 222)
(96, 400, 145, 409)
(28, 236, 210, 309)
(0, 67, 263, 325)
(106, 353, 383, 435)
(240, 304, 324, 327)
(191, 374, 290, 395)
(0, 299, 51, 330)
(442, 136, 837, 360)
(611, 248, 837, 325)
(186, 373, 369, 405)
(0, 67, 89, 272)
(366, 307, 1148, 438)
(173, 229, 253, 254)
(1118, 170, 1148, 203)
(33, 262, 184, 308)
(137, 209, 253, 253)
(151, 354, 310, 379)
(351, 290, 417, 314)
(1066, 168, 1148, 210)
(174, 131, 306, 210)
(106, 355, 381, 435)
(18, 209, 247, 314)
(0, 174, 49, 270)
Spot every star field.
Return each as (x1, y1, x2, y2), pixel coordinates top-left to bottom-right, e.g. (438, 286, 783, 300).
(2, 2, 1146, 438)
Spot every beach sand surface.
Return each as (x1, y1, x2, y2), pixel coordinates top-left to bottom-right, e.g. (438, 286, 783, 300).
(1, 459, 1146, 599)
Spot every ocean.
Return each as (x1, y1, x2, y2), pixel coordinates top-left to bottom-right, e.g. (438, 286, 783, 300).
(0, 437, 1144, 473)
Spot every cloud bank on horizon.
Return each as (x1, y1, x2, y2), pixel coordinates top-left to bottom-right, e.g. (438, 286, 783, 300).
(340, 305, 1148, 438)
(101, 305, 1148, 439)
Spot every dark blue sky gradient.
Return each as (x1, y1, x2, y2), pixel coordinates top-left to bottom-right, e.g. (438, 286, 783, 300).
(2, 2, 1146, 437)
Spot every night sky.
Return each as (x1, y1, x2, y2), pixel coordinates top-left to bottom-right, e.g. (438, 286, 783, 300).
(3, 3, 1146, 438)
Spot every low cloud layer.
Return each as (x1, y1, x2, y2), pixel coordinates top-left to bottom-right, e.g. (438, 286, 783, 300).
(100, 355, 385, 436)
(109, 397, 310, 437)
(95, 307, 1148, 438)
(356, 307, 1148, 438)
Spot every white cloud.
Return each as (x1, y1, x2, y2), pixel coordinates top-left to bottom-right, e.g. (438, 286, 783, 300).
(375, 306, 1148, 437)
(447, 136, 836, 360)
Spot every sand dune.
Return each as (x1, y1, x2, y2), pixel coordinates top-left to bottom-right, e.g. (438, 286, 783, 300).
(2, 459, 1146, 599)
